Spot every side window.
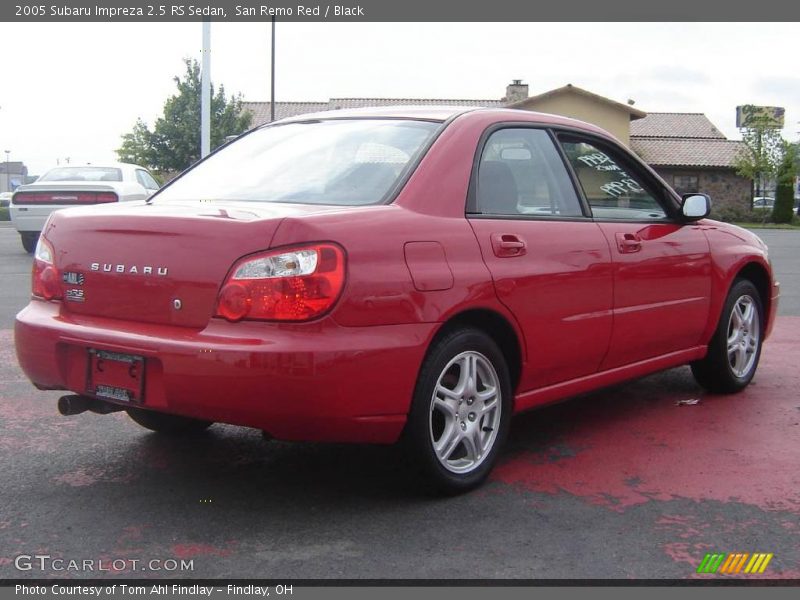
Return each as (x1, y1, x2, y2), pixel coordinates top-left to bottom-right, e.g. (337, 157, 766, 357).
(559, 136, 668, 220)
(136, 170, 160, 191)
(475, 128, 583, 217)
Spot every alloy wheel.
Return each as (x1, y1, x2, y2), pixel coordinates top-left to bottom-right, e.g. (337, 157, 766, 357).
(727, 294, 760, 378)
(429, 351, 502, 474)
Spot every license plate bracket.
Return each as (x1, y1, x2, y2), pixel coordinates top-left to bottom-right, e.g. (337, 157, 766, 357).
(86, 349, 146, 403)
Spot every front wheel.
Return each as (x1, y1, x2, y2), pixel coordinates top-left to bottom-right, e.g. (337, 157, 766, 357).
(691, 279, 763, 394)
(405, 328, 512, 494)
(126, 407, 213, 434)
(20, 232, 39, 254)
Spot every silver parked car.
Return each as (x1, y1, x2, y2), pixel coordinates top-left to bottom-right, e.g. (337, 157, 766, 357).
(752, 196, 775, 211)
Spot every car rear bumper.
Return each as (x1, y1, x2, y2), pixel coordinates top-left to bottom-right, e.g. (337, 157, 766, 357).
(9, 205, 54, 232)
(15, 300, 436, 443)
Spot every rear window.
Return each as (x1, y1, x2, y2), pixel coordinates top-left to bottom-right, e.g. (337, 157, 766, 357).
(154, 119, 441, 206)
(39, 167, 122, 182)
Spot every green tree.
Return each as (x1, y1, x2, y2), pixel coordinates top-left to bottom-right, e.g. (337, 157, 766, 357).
(733, 105, 786, 206)
(117, 118, 155, 168)
(117, 59, 252, 174)
(772, 144, 797, 223)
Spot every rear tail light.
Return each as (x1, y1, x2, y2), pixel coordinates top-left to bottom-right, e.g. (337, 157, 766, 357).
(215, 243, 346, 322)
(13, 192, 118, 205)
(32, 237, 62, 301)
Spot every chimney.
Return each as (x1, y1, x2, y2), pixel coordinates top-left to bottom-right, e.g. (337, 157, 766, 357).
(505, 79, 529, 103)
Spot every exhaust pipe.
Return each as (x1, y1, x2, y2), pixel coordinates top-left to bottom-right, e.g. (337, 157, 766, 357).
(58, 395, 91, 415)
(57, 395, 125, 416)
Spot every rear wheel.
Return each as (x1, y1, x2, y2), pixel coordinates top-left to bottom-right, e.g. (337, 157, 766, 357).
(126, 407, 213, 434)
(406, 328, 512, 494)
(20, 232, 39, 254)
(691, 279, 763, 393)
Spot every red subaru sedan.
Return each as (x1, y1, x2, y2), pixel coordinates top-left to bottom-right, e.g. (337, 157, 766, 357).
(15, 107, 779, 492)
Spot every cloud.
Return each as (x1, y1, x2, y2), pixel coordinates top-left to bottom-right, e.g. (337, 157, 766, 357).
(753, 77, 800, 103)
(647, 65, 710, 85)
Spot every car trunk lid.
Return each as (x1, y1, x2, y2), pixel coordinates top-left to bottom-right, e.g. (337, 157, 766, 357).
(45, 200, 345, 328)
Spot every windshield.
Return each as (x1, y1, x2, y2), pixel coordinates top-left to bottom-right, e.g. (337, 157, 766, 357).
(154, 119, 441, 206)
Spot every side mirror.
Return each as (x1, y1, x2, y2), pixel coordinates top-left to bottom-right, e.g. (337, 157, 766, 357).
(681, 193, 711, 220)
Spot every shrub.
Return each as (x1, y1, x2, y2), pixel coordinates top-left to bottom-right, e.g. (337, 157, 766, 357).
(772, 149, 796, 224)
(711, 205, 763, 223)
(773, 182, 794, 223)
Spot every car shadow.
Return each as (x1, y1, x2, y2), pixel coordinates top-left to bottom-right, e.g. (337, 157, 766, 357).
(504, 365, 705, 456)
(111, 366, 705, 509)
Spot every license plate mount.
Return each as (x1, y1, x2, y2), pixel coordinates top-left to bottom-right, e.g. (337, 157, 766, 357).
(86, 349, 146, 404)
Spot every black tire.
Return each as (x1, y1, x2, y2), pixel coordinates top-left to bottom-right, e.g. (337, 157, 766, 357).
(691, 279, 764, 394)
(405, 327, 512, 494)
(20, 232, 39, 254)
(126, 406, 213, 434)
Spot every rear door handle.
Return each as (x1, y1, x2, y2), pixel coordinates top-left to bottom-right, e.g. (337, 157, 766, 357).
(615, 232, 642, 253)
(491, 233, 527, 257)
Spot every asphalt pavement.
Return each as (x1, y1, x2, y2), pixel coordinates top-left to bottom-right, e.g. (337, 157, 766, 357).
(0, 222, 798, 580)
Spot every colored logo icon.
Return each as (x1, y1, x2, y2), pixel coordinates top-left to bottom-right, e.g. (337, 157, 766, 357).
(697, 553, 773, 574)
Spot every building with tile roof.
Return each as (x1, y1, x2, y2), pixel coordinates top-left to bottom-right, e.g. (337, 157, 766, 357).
(630, 113, 750, 212)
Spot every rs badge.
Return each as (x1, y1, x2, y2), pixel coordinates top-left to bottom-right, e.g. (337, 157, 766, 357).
(65, 289, 85, 303)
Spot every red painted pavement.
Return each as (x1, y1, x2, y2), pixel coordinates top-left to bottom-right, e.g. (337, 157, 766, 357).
(2, 319, 798, 579)
(493, 316, 800, 515)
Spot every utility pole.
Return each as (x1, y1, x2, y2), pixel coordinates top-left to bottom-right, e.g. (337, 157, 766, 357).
(270, 17, 276, 123)
(201, 21, 211, 158)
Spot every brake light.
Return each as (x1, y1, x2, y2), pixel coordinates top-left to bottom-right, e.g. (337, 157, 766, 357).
(32, 237, 62, 301)
(86, 192, 119, 204)
(215, 243, 346, 322)
(13, 192, 118, 205)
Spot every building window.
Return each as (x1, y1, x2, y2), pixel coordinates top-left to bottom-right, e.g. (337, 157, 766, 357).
(673, 174, 699, 196)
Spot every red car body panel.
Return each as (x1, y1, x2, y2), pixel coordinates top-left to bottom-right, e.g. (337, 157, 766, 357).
(594, 221, 712, 370)
(469, 218, 614, 389)
(14, 108, 779, 443)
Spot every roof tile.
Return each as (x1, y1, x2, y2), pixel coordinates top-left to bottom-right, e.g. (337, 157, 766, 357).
(631, 113, 726, 139)
(242, 101, 330, 125)
(631, 137, 745, 168)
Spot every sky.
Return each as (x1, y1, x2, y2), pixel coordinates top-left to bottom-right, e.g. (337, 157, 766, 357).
(0, 21, 798, 176)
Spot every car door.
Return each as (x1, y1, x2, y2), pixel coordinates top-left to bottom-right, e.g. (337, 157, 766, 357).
(556, 133, 712, 370)
(467, 126, 614, 391)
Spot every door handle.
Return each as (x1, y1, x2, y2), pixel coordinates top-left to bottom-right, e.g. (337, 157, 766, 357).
(491, 233, 527, 257)
(615, 232, 642, 253)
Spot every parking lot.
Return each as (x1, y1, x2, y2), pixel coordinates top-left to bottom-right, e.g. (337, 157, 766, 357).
(0, 222, 798, 580)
